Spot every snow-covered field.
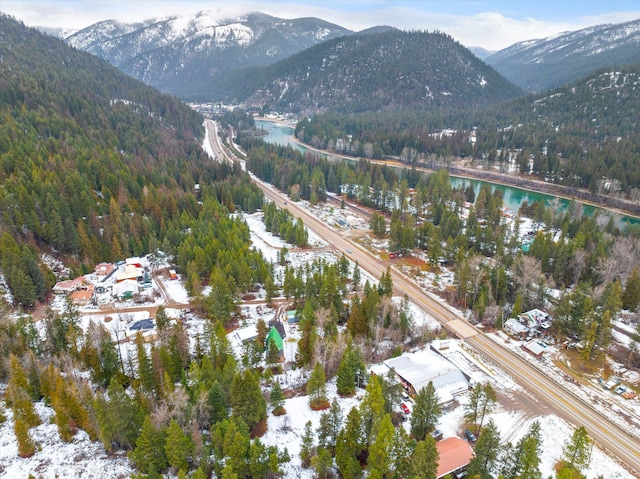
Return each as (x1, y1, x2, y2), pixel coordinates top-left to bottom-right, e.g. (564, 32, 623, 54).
(0, 404, 133, 479)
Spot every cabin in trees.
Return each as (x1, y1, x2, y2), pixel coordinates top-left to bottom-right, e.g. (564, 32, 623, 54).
(126, 257, 143, 268)
(234, 325, 258, 344)
(265, 324, 285, 361)
(436, 437, 474, 478)
(504, 309, 552, 339)
(70, 283, 94, 306)
(380, 347, 469, 404)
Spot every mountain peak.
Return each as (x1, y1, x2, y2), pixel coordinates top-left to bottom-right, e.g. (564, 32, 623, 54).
(66, 12, 353, 100)
(487, 18, 640, 92)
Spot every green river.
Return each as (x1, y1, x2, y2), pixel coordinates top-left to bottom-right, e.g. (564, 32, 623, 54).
(255, 120, 639, 226)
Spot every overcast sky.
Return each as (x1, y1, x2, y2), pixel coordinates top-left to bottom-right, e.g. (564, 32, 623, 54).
(3, 0, 640, 50)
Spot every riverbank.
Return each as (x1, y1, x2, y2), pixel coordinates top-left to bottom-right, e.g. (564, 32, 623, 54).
(258, 118, 640, 221)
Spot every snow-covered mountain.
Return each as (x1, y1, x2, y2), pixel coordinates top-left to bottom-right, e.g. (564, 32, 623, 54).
(66, 12, 352, 100)
(486, 18, 640, 92)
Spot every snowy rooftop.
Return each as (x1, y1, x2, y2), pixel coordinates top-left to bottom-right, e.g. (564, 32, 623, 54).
(383, 347, 469, 403)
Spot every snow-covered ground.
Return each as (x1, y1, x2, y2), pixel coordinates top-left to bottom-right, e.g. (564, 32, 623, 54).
(0, 403, 133, 479)
(1, 192, 638, 478)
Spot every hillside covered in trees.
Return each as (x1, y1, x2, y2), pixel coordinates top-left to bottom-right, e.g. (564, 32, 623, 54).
(294, 64, 640, 195)
(214, 30, 523, 114)
(0, 15, 265, 308)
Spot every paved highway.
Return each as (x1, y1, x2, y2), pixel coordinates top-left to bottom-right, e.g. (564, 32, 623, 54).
(205, 120, 640, 474)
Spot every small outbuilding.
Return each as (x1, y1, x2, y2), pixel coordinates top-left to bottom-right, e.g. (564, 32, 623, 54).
(95, 262, 115, 277)
(522, 339, 547, 359)
(286, 310, 300, 324)
(234, 325, 258, 343)
(52, 276, 85, 295)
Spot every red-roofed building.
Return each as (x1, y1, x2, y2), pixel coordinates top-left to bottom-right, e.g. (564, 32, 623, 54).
(70, 284, 94, 306)
(95, 262, 115, 277)
(52, 276, 86, 295)
(436, 437, 474, 478)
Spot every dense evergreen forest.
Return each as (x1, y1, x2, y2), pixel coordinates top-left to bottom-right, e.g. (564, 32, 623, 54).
(0, 16, 265, 308)
(294, 65, 640, 194)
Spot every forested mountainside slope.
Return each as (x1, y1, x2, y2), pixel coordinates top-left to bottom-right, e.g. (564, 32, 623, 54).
(214, 29, 523, 115)
(0, 15, 264, 308)
(297, 65, 640, 193)
(66, 12, 352, 100)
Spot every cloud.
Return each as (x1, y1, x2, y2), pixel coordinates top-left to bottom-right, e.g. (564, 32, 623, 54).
(2, 1, 640, 50)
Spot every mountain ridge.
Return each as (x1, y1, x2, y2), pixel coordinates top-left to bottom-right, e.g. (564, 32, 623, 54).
(214, 30, 523, 115)
(66, 11, 353, 99)
(486, 18, 640, 92)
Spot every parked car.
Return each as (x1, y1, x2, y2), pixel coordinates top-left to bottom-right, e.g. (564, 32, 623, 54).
(401, 403, 410, 414)
(464, 429, 476, 442)
(431, 429, 443, 441)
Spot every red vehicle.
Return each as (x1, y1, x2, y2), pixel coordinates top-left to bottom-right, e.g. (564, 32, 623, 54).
(401, 403, 410, 414)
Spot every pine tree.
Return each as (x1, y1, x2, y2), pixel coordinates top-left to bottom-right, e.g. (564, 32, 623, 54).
(464, 382, 496, 434)
(225, 423, 250, 478)
(367, 415, 394, 478)
(335, 408, 364, 479)
(562, 426, 592, 474)
(389, 425, 414, 479)
(165, 418, 194, 472)
(517, 420, 543, 479)
(129, 416, 168, 476)
(208, 380, 229, 423)
(467, 419, 501, 479)
(336, 352, 356, 396)
(347, 297, 368, 338)
(410, 381, 441, 440)
(95, 378, 143, 452)
(7, 355, 40, 428)
(221, 464, 238, 479)
(317, 399, 342, 453)
(411, 437, 439, 479)
(623, 267, 640, 311)
(311, 447, 334, 479)
(378, 267, 393, 297)
(270, 381, 285, 415)
(230, 369, 266, 430)
(359, 375, 386, 446)
(136, 333, 156, 396)
(296, 317, 316, 367)
(300, 420, 315, 468)
(307, 362, 328, 409)
(352, 261, 361, 292)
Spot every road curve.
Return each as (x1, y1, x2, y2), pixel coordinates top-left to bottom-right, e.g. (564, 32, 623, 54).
(205, 119, 640, 474)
